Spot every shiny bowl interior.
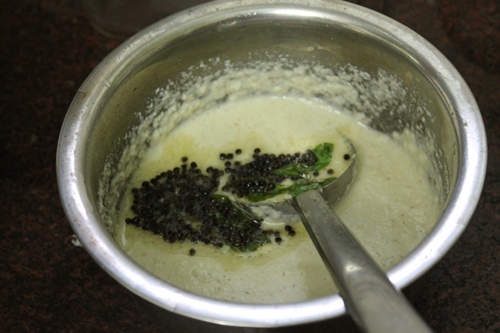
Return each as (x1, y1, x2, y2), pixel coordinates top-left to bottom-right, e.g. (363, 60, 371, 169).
(57, 0, 486, 328)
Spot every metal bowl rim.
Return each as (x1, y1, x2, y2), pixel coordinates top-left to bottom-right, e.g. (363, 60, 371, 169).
(56, 0, 487, 327)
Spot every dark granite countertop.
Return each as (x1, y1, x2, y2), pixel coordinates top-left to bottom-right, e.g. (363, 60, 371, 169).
(1, 1, 498, 332)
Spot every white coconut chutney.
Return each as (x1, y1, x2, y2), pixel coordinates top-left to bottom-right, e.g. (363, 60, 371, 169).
(110, 93, 441, 304)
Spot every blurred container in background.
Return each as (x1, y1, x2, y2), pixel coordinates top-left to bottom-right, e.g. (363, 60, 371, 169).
(82, 0, 210, 40)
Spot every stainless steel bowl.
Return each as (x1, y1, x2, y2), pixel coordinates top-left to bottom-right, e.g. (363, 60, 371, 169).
(57, 0, 487, 331)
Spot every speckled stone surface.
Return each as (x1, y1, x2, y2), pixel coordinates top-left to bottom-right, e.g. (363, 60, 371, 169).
(0, 1, 498, 332)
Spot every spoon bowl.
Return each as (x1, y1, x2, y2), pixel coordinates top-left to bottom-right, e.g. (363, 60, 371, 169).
(244, 137, 357, 219)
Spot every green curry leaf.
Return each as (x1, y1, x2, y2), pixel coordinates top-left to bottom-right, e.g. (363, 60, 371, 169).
(246, 177, 336, 202)
(246, 143, 336, 202)
(274, 142, 334, 178)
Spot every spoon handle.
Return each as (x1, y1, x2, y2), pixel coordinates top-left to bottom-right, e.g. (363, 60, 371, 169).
(293, 190, 433, 333)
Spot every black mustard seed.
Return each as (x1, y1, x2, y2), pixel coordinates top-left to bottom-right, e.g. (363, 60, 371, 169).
(126, 144, 332, 251)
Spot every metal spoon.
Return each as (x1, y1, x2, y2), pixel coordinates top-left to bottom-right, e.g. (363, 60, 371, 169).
(250, 140, 433, 333)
